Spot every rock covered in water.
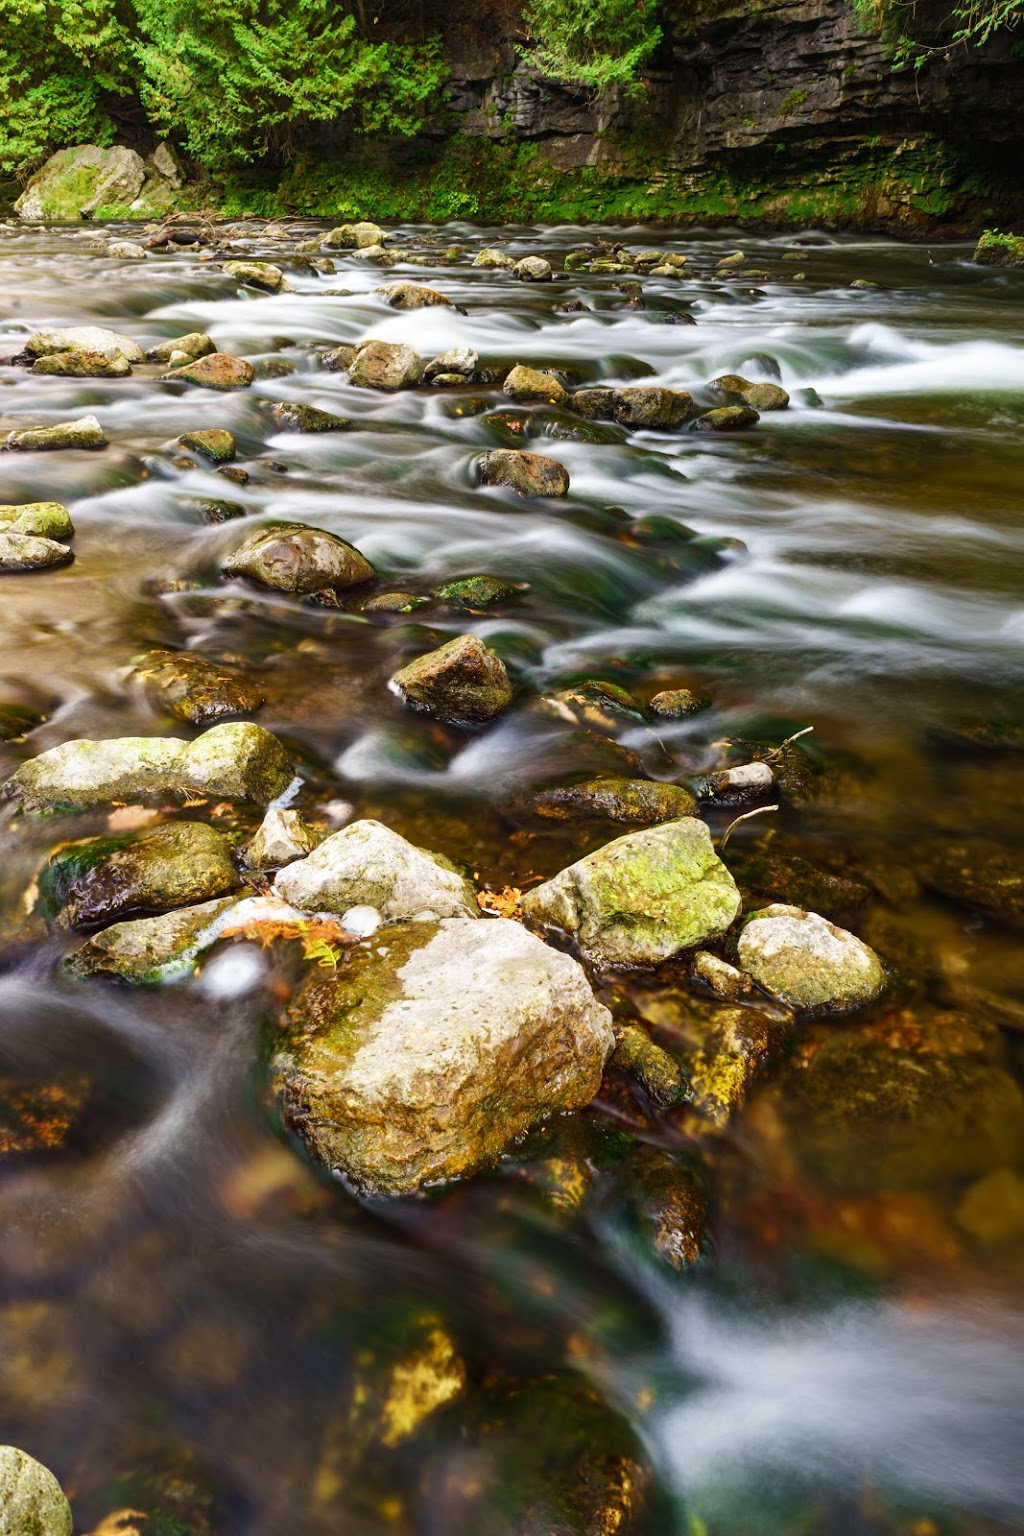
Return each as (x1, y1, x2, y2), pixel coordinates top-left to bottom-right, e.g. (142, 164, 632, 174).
(3, 721, 292, 811)
(41, 820, 240, 929)
(513, 256, 552, 281)
(31, 349, 132, 378)
(616, 1144, 707, 1269)
(21, 325, 144, 363)
(0, 1445, 72, 1535)
(612, 1025, 684, 1105)
(918, 838, 1024, 926)
(503, 364, 568, 405)
(0, 502, 73, 540)
(529, 776, 698, 826)
(522, 819, 741, 969)
(375, 281, 452, 309)
(390, 634, 513, 724)
(4, 415, 107, 451)
(275, 818, 477, 921)
(0, 532, 73, 572)
(178, 428, 236, 463)
(242, 806, 323, 870)
(478, 448, 569, 496)
(693, 405, 760, 432)
(222, 523, 374, 595)
(64, 896, 238, 983)
(128, 649, 263, 724)
(432, 574, 516, 608)
(270, 916, 614, 1194)
(737, 904, 885, 1014)
(223, 260, 285, 292)
(690, 949, 751, 1000)
(649, 687, 710, 718)
(348, 340, 423, 390)
(165, 353, 255, 391)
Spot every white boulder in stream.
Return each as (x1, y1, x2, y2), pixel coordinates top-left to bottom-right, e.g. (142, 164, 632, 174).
(522, 819, 741, 969)
(0, 1445, 73, 1536)
(270, 917, 614, 1194)
(275, 819, 478, 922)
(737, 904, 885, 1014)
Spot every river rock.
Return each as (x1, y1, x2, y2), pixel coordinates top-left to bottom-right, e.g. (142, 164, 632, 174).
(709, 373, 790, 410)
(972, 231, 1024, 268)
(683, 1004, 790, 1126)
(0, 502, 73, 539)
(276, 818, 477, 921)
(478, 448, 569, 496)
(348, 340, 422, 390)
(107, 240, 147, 259)
(242, 806, 322, 870)
(146, 332, 216, 364)
(423, 352, 476, 388)
(222, 523, 375, 595)
(64, 896, 238, 983)
(178, 428, 236, 463)
(616, 1145, 707, 1269)
(432, 575, 516, 608)
(5, 415, 107, 451)
(529, 776, 698, 826)
(224, 260, 284, 292)
(548, 679, 645, 729)
(128, 649, 263, 724)
(737, 904, 885, 1013)
(271, 402, 350, 432)
(376, 282, 452, 309)
(472, 248, 515, 268)
(649, 687, 710, 718)
(612, 1025, 684, 1105)
(574, 386, 694, 429)
(31, 348, 132, 378)
(693, 405, 760, 432)
(503, 364, 568, 405)
(522, 819, 741, 969)
(514, 256, 552, 281)
(41, 820, 241, 929)
(270, 915, 614, 1194)
(165, 353, 255, 390)
(690, 949, 751, 1000)
(918, 839, 1024, 926)
(3, 721, 293, 811)
(0, 1445, 72, 1535)
(390, 634, 513, 724)
(0, 532, 73, 572)
(15, 143, 146, 221)
(323, 221, 387, 249)
(22, 325, 144, 363)
(702, 760, 776, 803)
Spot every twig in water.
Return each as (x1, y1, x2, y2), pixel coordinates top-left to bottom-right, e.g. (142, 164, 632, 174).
(718, 803, 779, 854)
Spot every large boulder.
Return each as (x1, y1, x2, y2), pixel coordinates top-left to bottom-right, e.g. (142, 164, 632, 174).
(390, 634, 513, 725)
(15, 144, 146, 221)
(0, 1445, 72, 1535)
(270, 916, 614, 1194)
(3, 721, 293, 812)
(709, 373, 789, 411)
(573, 386, 693, 429)
(348, 341, 422, 391)
(41, 820, 241, 929)
(522, 819, 741, 968)
(323, 221, 387, 249)
(21, 325, 144, 363)
(275, 818, 477, 922)
(513, 256, 552, 281)
(222, 523, 374, 595)
(31, 349, 131, 378)
(223, 260, 284, 293)
(737, 904, 885, 1014)
(478, 449, 569, 496)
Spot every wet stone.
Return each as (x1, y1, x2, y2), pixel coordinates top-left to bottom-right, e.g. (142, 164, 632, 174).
(424, 346, 477, 380)
(146, 332, 216, 364)
(40, 820, 241, 929)
(22, 325, 144, 362)
(616, 1145, 708, 1269)
(31, 349, 132, 378)
(478, 448, 569, 496)
(503, 364, 568, 406)
(547, 679, 646, 730)
(363, 590, 427, 613)
(693, 405, 760, 432)
(64, 896, 237, 984)
(513, 256, 552, 281)
(223, 260, 284, 292)
(375, 281, 452, 309)
(348, 340, 422, 391)
(0, 502, 73, 539)
(323, 221, 387, 248)
(649, 687, 711, 718)
(918, 839, 1024, 927)
(222, 523, 375, 595)
(178, 429, 236, 464)
(165, 353, 255, 391)
(5, 415, 107, 450)
(128, 649, 264, 724)
(691, 949, 752, 1000)
(198, 499, 247, 524)
(528, 776, 698, 826)
(702, 759, 776, 803)
(709, 373, 790, 410)
(0, 532, 73, 572)
(390, 634, 513, 725)
(241, 807, 322, 870)
(471, 247, 515, 268)
(0, 1446, 72, 1536)
(271, 402, 350, 432)
(612, 1024, 685, 1105)
(432, 574, 517, 608)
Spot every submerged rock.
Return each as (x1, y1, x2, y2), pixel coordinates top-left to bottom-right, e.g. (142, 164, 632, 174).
(0, 532, 73, 572)
(503, 364, 568, 405)
(690, 949, 751, 1000)
(270, 916, 613, 1194)
(22, 325, 144, 363)
(3, 721, 292, 811)
(649, 687, 711, 718)
(271, 402, 350, 433)
(223, 260, 284, 292)
(738, 904, 885, 1014)
(4, 415, 107, 451)
(390, 634, 513, 725)
(178, 428, 236, 464)
(478, 448, 569, 496)
(222, 523, 374, 595)
(349, 340, 422, 391)
(64, 896, 238, 983)
(128, 649, 263, 724)
(165, 353, 255, 391)
(275, 818, 477, 921)
(522, 819, 741, 969)
(41, 820, 240, 929)
(242, 806, 323, 870)
(612, 1024, 684, 1105)
(683, 1004, 790, 1126)
(432, 574, 516, 608)
(0, 502, 73, 540)
(616, 1145, 707, 1269)
(529, 776, 697, 826)
(375, 281, 452, 309)
(0, 1445, 72, 1536)
(918, 839, 1024, 927)
(32, 348, 132, 378)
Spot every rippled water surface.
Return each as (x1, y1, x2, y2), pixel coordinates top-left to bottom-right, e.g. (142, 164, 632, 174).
(1, 220, 1023, 1535)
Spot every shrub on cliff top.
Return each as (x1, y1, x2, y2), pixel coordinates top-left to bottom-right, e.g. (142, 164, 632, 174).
(521, 0, 662, 90)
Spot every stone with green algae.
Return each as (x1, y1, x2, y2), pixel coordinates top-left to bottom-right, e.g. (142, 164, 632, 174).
(41, 820, 240, 929)
(0, 503, 73, 540)
(390, 634, 513, 725)
(0, 1445, 72, 1536)
(528, 776, 697, 826)
(738, 904, 885, 1015)
(477, 447, 571, 497)
(63, 897, 238, 983)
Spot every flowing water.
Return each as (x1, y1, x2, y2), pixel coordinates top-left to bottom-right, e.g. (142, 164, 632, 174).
(1, 220, 1023, 1534)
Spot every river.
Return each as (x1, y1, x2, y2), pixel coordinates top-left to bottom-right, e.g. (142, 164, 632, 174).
(0, 219, 1022, 1535)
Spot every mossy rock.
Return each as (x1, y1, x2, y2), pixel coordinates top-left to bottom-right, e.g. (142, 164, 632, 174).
(390, 634, 513, 725)
(0, 1445, 72, 1535)
(973, 231, 1024, 268)
(432, 575, 518, 609)
(128, 649, 263, 724)
(528, 776, 697, 827)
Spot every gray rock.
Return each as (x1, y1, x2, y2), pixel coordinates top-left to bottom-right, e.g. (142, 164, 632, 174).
(693, 405, 760, 432)
(0, 532, 73, 571)
(348, 340, 422, 390)
(270, 916, 614, 1194)
(502, 364, 568, 405)
(702, 759, 775, 803)
(522, 819, 742, 969)
(107, 240, 147, 259)
(690, 949, 751, 1000)
(323, 221, 387, 249)
(390, 634, 513, 724)
(4, 414, 107, 451)
(15, 143, 144, 221)
(222, 523, 374, 595)
(22, 325, 143, 362)
(737, 904, 885, 1013)
(81, 144, 147, 215)
(275, 818, 477, 921)
(514, 256, 552, 281)
(242, 806, 323, 870)
(3, 721, 293, 812)
(424, 346, 478, 380)
(224, 260, 285, 293)
(0, 1445, 72, 1535)
(151, 140, 185, 188)
(146, 332, 216, 364)
(478, 448, 569, 496)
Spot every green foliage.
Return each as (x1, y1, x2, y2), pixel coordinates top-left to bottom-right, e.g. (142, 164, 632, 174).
(854, 0, 1023, 67)
(521, 0, 662, 91)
